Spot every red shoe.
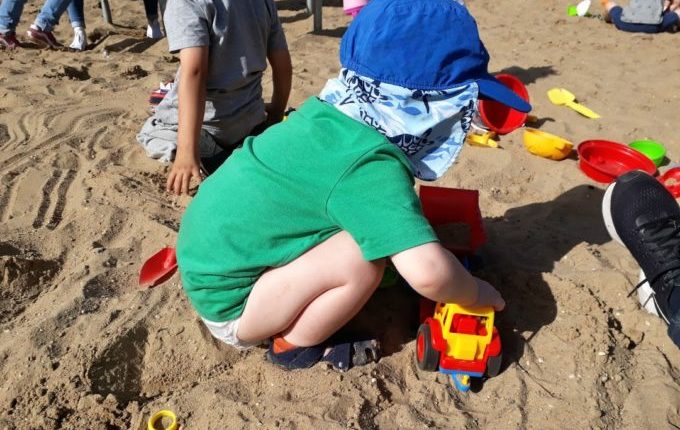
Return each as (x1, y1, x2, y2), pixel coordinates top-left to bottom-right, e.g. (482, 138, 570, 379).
(26, 26, 62, 49)
(0, 32, 20, 50)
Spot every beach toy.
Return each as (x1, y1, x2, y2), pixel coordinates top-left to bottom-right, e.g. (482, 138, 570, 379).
(148, 410, 177, 430)
(416, 301, 502, 392)
(523, 128, 573, 160)
(477, 74, 530, 135)
(139, 247, 178, 288)
(628, 139, 666, 167)
(658, 167, 680, 198)
(577, 140, 656, 183)
(569, 0, 592, 16)
(343, 0, 368, 17)
(466, 131, 498, 148)
(577, 0, 592, 15)
(547, 88, 601, 119)
(419, 186, 486, 257)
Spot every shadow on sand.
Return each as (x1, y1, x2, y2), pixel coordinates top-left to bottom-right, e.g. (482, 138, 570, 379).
(348, 185, 610, 384)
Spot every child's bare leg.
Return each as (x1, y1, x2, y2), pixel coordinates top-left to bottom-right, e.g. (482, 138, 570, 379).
(601, 0, 617, 10)
(237, 231, 385, 346)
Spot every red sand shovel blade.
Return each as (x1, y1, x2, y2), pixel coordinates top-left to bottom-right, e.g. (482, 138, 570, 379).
(139, 247, 178, 289)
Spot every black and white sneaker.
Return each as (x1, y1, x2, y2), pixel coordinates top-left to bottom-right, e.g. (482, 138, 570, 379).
(602, 170, 680, 348)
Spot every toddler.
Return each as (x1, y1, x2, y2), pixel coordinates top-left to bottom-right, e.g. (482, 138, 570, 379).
(176, 0, 531, 370)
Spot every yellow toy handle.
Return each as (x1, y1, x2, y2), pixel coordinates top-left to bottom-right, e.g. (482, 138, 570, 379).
(148, 410, 178, 430)
(565, 100, 600, 119)
(466, 132, 498, 148)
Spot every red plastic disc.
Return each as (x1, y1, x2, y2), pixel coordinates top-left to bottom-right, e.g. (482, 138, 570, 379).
(577, 140, 656, 184)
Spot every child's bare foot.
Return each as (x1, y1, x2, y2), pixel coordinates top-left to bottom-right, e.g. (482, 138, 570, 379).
(601, 0, 617, 22)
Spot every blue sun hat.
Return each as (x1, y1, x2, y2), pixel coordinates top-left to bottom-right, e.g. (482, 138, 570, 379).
(320, 0, 531, 180)
(341, 0, 532, 113)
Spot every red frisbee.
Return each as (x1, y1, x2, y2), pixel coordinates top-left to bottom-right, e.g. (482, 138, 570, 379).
(577, 140, 657, 184)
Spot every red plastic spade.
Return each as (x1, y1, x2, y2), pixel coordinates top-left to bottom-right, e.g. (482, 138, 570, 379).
(139, 247, 178, 288)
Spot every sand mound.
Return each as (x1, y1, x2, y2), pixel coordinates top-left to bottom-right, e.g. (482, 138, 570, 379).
(0, 0, 678, 428)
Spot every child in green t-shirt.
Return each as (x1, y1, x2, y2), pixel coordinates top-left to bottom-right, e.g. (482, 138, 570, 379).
(176, 0, 532, 370)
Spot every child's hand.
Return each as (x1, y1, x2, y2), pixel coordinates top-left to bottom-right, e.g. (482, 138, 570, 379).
(265, 102, 285, 126)
(167, 152, 203, 195)
(470, 277, 505, 311)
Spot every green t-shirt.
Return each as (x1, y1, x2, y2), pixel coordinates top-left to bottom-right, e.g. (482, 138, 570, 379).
(177, 97, 437, 321)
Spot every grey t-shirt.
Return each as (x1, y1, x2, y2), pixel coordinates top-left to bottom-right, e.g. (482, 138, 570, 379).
(155, 0, 288, 146)
(621, 0, 664, 25)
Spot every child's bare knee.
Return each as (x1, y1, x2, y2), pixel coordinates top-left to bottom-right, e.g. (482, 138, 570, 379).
(351, 258, 386, 289)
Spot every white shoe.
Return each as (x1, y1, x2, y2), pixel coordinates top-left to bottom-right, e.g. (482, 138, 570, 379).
(69, 26, 87, 51)
(146, 20, 164, 39)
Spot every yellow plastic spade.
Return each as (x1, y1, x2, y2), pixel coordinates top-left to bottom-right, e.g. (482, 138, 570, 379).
(466, 132, 498, 148)
(547, 88, 600, 119)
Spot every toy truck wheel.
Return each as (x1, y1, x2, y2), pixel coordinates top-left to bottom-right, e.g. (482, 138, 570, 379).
(486, 353, 503, 378)
(416, 323, 439, 371)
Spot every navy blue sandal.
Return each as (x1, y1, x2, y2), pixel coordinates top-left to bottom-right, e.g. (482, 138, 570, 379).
(266, 344, 325, 370)
(322, 338, 381, 372)
(266, 337, 381, 371)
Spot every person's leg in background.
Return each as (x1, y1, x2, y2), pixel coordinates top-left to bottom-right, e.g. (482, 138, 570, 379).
(608, 4, 678, 33)
(198, 121, 269, 175)
(659, 10, 680, 31)
(28, 0, 73, 48)
(603, 171, 680, 348)
(0, 0, 25, 49)
(143, 0, 164, 39)
(66, 0, 86, 50)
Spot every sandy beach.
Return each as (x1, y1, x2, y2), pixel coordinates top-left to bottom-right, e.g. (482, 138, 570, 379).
(1, 0, 679, 428)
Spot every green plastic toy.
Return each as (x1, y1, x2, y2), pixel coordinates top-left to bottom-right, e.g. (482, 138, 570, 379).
(629, 140, 666, 167)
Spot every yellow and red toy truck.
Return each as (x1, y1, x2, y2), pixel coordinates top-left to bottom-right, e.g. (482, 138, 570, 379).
(416, 302, 502, 392)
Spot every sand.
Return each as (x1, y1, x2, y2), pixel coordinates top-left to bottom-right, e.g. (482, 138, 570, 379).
(1, 0, 679, 428)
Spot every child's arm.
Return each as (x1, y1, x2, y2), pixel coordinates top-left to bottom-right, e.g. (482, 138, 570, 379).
(391, 242, 505, 310)
(265, 48, 292, 125)
(166, 46, 209, 196)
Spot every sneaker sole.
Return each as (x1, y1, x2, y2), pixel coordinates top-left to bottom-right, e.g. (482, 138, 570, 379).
(602, 181, 624, 245)
(602, 180, 664, 320)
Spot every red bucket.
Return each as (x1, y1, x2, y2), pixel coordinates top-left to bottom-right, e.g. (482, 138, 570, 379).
(478, 74, 529, 135)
